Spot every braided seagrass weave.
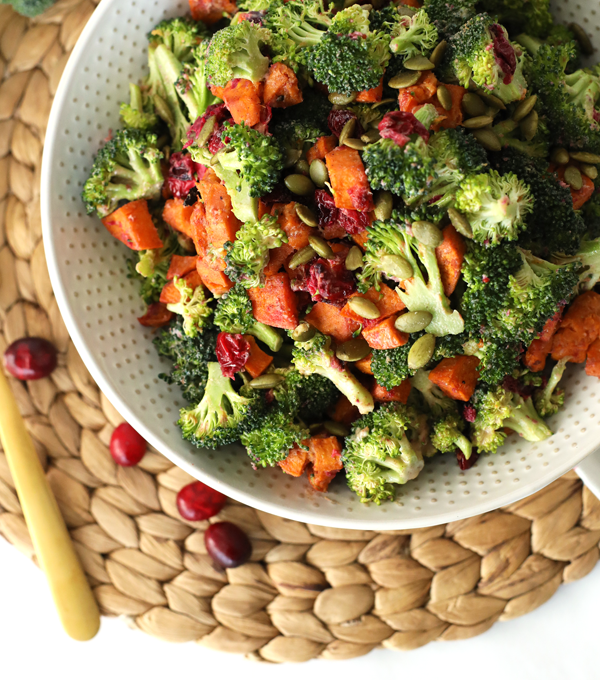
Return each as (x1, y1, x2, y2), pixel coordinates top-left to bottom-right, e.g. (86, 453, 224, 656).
(1, 0, 600, 663)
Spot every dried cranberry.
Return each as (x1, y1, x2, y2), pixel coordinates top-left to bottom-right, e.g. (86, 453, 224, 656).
(216, 332, 250, 378)
(490, 24, 516, 84)
(327, 109, 364, 138)
(315, 189, 339, 230)
(185, 103, 229, 148)
(379, 111, 429, 146)
(261, 183, 294, 205)
(291, 256, 356, 303)
(237, 9, 267, 24)
(457, 449, 479, 470)
(502, 375, 537, 399)
(176, 481, 227, 521)
(594, 110, 600, 123)
(110, 423, 147, 467)
(166, 152, 204, 198)
(4, 337, 57, 381)
(137, 302, 174, 327)
(463, 404, 477, 423)
(205, 521, 252, 568)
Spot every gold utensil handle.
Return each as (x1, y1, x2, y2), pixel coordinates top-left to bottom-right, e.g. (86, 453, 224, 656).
(0, 369, 100, 641)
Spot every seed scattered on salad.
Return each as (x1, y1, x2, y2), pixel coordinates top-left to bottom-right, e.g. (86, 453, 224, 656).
(81, 0, 600, 505)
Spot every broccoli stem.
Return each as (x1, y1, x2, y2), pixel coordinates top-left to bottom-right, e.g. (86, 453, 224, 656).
(515, 33, 542, 55)
(152, 44, 190, 148)
(129, 83, 144, 113)
(504, 395, 553, 442)
(316, 364, 374, 415)
(249, 322, 283, 353)
(455, 432, 473, 459)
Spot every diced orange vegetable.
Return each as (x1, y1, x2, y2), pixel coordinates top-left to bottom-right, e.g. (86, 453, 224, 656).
(429, 355, 481, 402)
(137, 302, 174, 327)
(524, 310, 563, 372)
(279, 446, 309, 477)
(263, 63, 303, 108)
(163, 197, 195, 240)
(305, 301, 361, 343)
(371, 378, 411, 403)
(352, 231, 369, 251)
(552, 291, 600, 363)
(435, 224, 466, 296)
(243, 335, 273, 378)
(307, 436, 343, 473)
(431, 84, 465, 131)
(398, 72, 439, 112)
(159, 270, 202, 305)
(341, 283, 405, 325)
(586, 338, 600, 377)
(327, 394, 361, 425)
(101, 199, 163, 251)
(219, 78, 263, 127)
(307, 468, 337, 492)
(362, 316, 409, 350)
(248, 273, 299, 329)
(556, 166, 596, 210)
(188, 0, 237, 24)
(272, 202, 312, 249)
(196, 258, 233, 297)
(325, 145, 373, 212)
(198, 169, 241, 250)
(306, 136, 337, 165)
(167, 255, 198, 281)
(264, 243, 294, 275)
(355, 354, 374, 375)
(356, 79, 383, 103)
(399, 0, 421, 7)
(190, 200, 208, 257)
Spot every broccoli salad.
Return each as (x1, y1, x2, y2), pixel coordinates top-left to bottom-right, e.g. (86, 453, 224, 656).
(82, 0, 600, 505)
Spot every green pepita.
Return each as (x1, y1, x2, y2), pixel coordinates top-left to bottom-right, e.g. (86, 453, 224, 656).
(437, 85, 453, 111)
(462, 92, 486, 118)
(194, 115, 216, 148)
(284, 148, 302, 168)
(294, 159, 310, 176)
(339, 118, 356, 146)
(447, 207, 474, 239)
(309, 159, 329, 188)
(581, 164, 599, 180)
(324, 420, 350, 437)
(374, 190, 393, 221)
(288, 246, 316, 270)
(551, 147, 570, 165)
(295, 203, 318, 227)
(395, 310, 433, 333)
(381, 254, 413, 280)
(347, 296, 381, 319)
(292, 322, 316, 342)
(472, 128, 502, 152)
(343, 137, 366, 150)
(411, 220, 443, 247)
(513, 94, 538, 122)
(372, 98, 396, 108)
(404, 55, 435, 71)
(308, 234, 335, 259)
(430, 40, 448, 66)
(345, 246, 364, 271)
(569, 22, 594, 56)
(249, 373, 286, 389)
(407, 333, 436, 370)
(520, 109, 539, 142)
(569, 151, 600, 165)
(336, 338, 371, 362)
(388, 71, 421, 88)
(284, 173, 316, 196)
(477, 91, 506, 110)
(328, 92, 357, 105)
(462, 115, 495, 129)
(361, 129, 381, 144)
(564, 165, 583, 191)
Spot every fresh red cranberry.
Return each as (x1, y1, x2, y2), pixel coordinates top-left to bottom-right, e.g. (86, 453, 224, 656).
(110, 423, 147, 467)
(205, 521, 252, 568)
(379, 111, 430, 146)
(457, 449, 479, 470)
(463, 404, 477, 423)
(216, 332, 250, 378)
(327, 109, 364, 138)
(4, 337, 57, 381)
(490, 24, 516, 84)
(291, 256, 356, 303)
(176, 481, 227, 521)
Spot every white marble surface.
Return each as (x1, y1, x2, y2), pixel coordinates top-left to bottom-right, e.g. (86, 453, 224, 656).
(0, 536, 598, 679)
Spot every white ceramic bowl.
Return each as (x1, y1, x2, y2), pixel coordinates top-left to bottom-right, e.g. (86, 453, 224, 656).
(41, 0, 600, 529)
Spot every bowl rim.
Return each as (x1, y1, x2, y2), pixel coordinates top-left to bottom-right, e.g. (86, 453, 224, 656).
(39, 0, 595, 529)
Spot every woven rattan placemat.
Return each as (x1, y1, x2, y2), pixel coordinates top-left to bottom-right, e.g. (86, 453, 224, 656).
(1, 0, 600, 663)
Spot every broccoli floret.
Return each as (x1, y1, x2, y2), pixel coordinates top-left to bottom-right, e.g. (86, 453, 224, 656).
(265, 0, 332, 46)
(491, 117, 550, 158)
(291, 331, 374, 415)
(471, 384, 552, 453)
(205, 20, 271, 88)
(279, 369, 340, 422)
(82, 129, 164, 218)
(342, 402, 425, 504)
(583, 192, 600, 239)
(175, 43, 221, 125)
(371, 340, 416, 390)
(444, 14, 528, 104)
(480, 0, 553, 39)
(3, 0, 56, 18)
(431, 411, 473, 459)
(410, 368, 455, 414)
(148, 17, 206, 63)
(533, 358, 568, 418)
(389, 9, 438, 63)
(463, 336, 523, 385)
(421, 0, 478, 39)
(179, 362, 265, 449)
(166, 277, 213, 338)
(271, 88, 331, 152)
(224, 215, 287, 289)
(455, 170, 534, 244)
(553, 236, 600, 292)
(153, 319, 218, 404)
(214, 284, 283, 352)
(120, 83, 159, 131)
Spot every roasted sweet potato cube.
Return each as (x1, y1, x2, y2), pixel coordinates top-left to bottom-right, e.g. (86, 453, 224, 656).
(371, 379, 412, 403)
(429, 355, 481, 402)
(325, 145, 373, 212)
(278, 446, 309, 477)
(248, 273, 299, 329)
(102, 199, 163, 251)
(305, 302, 360, 343)
(243, 335, 273, 378)
(263, 63, 303, 108)
(159, 270, 202, 305)
(163, 197, 195, 240)
(362, 316, 409, 350)
(435, 225, 466, 297)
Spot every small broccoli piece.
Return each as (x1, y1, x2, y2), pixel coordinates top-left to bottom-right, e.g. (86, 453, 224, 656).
(471, 384, 552, 453)
(279, 369, 340, 423)
(480, 0, 553, 39)
(214, 284, 283, 352)
(166, 277, 213, 338)
(271, 88, 331, 151)
(431, 411, 473, 459)
(455, 170, 534, 244)
(534, 358, 568, 418)
(371, 341, 416, 390)
(583, 193, 600, 240)
(463, 336, 524, 385)
(241, 407, 309, 468)
(389, 9, 438, 62)
(120, 83, 159, 131)
(148, 17, 206, 63)
(153, 319, 218, 403)
(224, 215, 287, 288)
(410, 368, 455, 415)
(342, 403, 425, 504)
(175, 43, 221, 125)
(553, 236, 600, 292)
(82, 129, 164, 218)
(292, 331, 374, 415)
(516, 26, 582, 73)
(179, 362, 265, 449)
(421, 0, 478, 39)
(491, 117, 550, 158)
(205, 20, 271, 88)
(3, 0, 56, 17)
(265, 0, 332, 47)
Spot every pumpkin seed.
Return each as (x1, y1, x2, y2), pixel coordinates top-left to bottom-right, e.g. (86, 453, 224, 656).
(581, 164, 599, 180)
(345, 246, 364, 271)
(472, 128, 502, 152)
(339, 118, 356, 146)
(437, 85, 453, 111)
(309, 422, 324, 433)
(328, 92, 357, 105)
(520, 109, 538, 141)
(407, 333, 436, 370)
(412, 220, 443, 247)
(295, 203, 318, 227)
(569, 151, 600, 164)
(308, 234, 334, 259)
(404, 55, 435, 70)
(395, 311, 433, 334)
(309, 159, 329, 187)
(374, 190, 393, 221)
(462, 115, 495, 129)
(381, 254, 413, 280)
(388, 71, 421, 88)
(462, 92, 486, 117)
(447, 207, 474, 238)
(288, 245, 316, 270)
(249, 373, 286, 389)
(512, 94, 537, 122)
(430, 40, 448, 66)
(564, 165, 583, 191)
(347, 297, 381, 319)
(477, 91, 506, 110)
(343, 137, 366, 150)
(569, 22, 594, 56)
(284, 148, 302, 168)
(195, 115, 216, 148)
(153, 94, 175, 126)
(284, 173, 316, 196)
(324, 420, 350, 437)
(372, 98, 396, 108)
(336, 338, 371, 362)
(551, 147, 570, 165)
(292, 322, 316, 342)
(294, 159, 310, 176)
(361, 129, 381, 144)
